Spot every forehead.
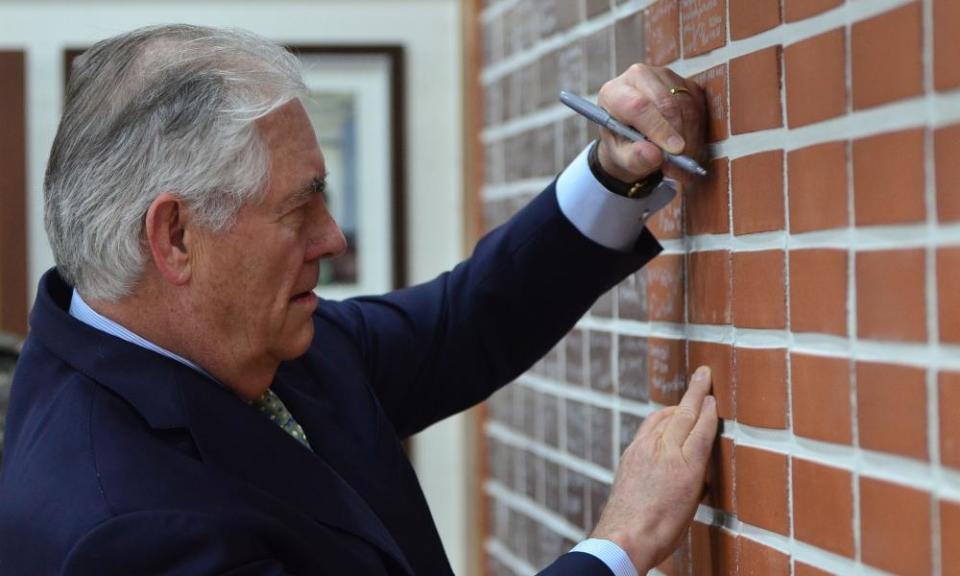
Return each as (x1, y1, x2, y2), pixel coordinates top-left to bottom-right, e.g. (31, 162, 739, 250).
(255, 99, 325, 203)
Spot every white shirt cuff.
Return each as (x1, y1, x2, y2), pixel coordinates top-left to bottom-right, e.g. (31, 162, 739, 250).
(555, 142, 677, 252)
(569, 538, 639, 576)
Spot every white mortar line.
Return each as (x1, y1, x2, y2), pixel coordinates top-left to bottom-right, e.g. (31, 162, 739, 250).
(725, 422, 960, 501)
(694, 503, 894, 576)
(923, 0, 943, 572)
(572, 316, 960, 371)
(610, 293, 623, 469)
(486, 479, 588, 542)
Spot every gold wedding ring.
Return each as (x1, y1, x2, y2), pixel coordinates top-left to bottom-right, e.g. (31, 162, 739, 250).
(669, 87, 692, 97)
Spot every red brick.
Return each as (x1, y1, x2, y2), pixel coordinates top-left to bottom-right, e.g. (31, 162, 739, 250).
(648, 185, 684, 239)
(691, 523, 737, 575)
(680, 0, 726, 57)
(618, 271, 646, 321)
(942, 499, 960, 575)
(686, 157, 729, 235)
(735, 347, 787, 429)
(940, 247, 960, 343)
(589, 332, 613, 393)
(690, 63, 728, 143)
(792, 458, 854, 557)
(738, 537, 789, 575)
(586, 0, 612, 19)
(615, 12, 645, 75)
(936, 124, 960, 222)
(856, 249, 927, 342)
(783, 0, 841, 22)
(935, 0, 960, 90)
(618, 335, 648, 401)
(733, 250, 785, 329)
(644, 0, 681, 66)
(735, 446, 788, 534)
(852, 2, 923, 110)
(853, 129, 926, 226)
(646, 254, 685, 323)
(730, 46, 783, 135)
(689, 250, 730, 325)
(785, 28, 846, 127)
(940, 372, 960, 469)
(705, 436, 736, 514)
(791, 354, 852, 444)
(585, 27, 614, 94)
(657, 529, 690, 576)
(794, 562, 835, 576)
(860, 477, 932, 575)
(729, 0, 780, 40)
(857, 362, 928, 460)
(788, 141, 848, 232)
(688, 341, 734, 419)
(789, 249, 847, 336)
(566, 329, 585, 386)
(648, 337, 687, 405)
(732, 150, 785, 235)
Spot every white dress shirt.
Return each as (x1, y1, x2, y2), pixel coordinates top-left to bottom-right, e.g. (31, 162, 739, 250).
(69, 141, 665, 576)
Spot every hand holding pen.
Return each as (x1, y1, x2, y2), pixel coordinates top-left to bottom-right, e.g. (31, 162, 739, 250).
(562, 64, 708, 183)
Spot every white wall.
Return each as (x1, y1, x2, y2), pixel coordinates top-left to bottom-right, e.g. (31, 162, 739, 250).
(0, 0, 473, 572)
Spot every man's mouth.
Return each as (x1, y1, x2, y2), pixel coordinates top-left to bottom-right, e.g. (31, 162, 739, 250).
(291, 290, 316, 303)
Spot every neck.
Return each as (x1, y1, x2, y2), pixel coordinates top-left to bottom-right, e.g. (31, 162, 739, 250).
(83, 282, 276, 402)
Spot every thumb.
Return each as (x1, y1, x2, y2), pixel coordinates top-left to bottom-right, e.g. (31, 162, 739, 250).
(682, 395, 718, 466)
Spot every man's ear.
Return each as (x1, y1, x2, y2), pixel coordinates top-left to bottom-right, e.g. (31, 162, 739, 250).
(144, 193, 193, 286)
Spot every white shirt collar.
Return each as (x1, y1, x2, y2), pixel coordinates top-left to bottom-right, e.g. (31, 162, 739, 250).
(68, 289, 212, 379)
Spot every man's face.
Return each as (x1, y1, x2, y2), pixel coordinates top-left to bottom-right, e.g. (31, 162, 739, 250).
(188, 99, 345, 368)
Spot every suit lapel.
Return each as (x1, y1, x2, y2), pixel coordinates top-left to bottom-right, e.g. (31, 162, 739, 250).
(176, 373, 414, 576)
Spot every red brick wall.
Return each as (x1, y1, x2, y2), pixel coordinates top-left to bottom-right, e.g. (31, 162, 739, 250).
(477, 0, 960, 574)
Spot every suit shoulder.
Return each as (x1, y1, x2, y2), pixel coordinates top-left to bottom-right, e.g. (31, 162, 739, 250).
(0, 355, 114, 571)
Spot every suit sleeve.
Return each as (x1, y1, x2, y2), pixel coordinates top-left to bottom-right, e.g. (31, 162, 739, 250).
(322, 183, 662, 438)
(61, 511, 289, 576)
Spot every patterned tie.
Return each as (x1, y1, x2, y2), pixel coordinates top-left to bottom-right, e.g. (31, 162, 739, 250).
(251, 388, 313, 451)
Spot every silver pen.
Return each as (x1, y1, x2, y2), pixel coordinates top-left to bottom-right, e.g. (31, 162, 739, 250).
(559, 90, 708, 177)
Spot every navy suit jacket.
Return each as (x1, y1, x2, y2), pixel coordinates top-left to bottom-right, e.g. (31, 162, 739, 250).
(0, 185, 661, 574)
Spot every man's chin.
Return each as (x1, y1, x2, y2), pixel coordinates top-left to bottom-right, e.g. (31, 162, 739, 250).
(275, 321, 316, 362)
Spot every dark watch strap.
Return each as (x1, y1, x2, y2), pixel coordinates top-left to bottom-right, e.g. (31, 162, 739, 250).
(587, 140, 664, 199)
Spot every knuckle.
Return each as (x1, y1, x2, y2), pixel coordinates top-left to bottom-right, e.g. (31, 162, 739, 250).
(674, 405, 697, 422)
(598, 79, 616, 101)
(624, 94, 653, 118)
(653, 96, 682, 119)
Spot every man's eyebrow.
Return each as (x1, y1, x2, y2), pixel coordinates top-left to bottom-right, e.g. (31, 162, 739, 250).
(276, 176, 327, 215)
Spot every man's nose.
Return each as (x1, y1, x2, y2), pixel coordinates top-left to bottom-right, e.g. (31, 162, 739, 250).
(305, 211, 347, 262)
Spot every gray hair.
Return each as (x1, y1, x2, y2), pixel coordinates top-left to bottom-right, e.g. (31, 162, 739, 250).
(44, 24, 307, 301)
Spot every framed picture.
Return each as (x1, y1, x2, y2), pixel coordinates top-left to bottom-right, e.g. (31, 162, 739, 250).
(289, 45, 407, 299)
(64, 44, 407, 298)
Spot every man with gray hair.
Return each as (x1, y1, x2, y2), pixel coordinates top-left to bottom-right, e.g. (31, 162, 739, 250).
(0, 25, 717, 575)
